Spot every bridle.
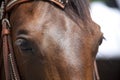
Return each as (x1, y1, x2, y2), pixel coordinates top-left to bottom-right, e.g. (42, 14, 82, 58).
(0, 0, 100, 80)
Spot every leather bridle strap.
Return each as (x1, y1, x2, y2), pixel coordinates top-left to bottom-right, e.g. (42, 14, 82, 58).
(94, 61, 100, 80)
(2, 19, 10, 80)
(2, 18, 20, 80)
(6, 0, 32, 11)
(6, 0, 68, 11)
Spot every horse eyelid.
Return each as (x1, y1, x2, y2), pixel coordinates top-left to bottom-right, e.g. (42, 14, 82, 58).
(17, 29, 29, 36)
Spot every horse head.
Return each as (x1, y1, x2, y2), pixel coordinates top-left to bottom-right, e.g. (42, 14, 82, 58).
(1, 0, 103, 80)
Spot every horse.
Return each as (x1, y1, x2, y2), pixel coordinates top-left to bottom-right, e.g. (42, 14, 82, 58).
(0, 0, 103, 80)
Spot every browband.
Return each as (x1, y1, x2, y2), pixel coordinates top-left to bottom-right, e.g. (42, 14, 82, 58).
(6, 0, 68, 11)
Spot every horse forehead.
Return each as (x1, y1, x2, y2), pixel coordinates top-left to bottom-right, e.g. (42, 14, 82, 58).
(11, 2, 66, 29)
(10, 1, 100, 45)
(10, 2, 51, 21)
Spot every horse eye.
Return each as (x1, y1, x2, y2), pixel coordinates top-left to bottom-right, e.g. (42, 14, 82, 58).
(15, 38, 33, 52)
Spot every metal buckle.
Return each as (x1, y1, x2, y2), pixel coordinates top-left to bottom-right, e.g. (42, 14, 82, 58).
(2, 18, 11, 36)
(2, 18, 11, 29)
(0, 1, 4, 20)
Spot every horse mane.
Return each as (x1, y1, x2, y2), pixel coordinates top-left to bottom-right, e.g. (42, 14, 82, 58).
(64, 0, 90, 23)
